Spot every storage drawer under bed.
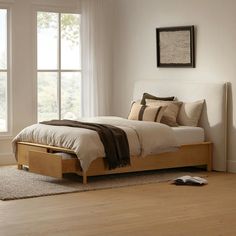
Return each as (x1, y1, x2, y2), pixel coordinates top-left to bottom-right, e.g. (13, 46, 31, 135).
(17, 143, 81, 178)
(28, 151, 80, 178)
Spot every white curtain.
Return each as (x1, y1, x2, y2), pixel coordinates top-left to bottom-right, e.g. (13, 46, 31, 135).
(81, 0, 113, 117)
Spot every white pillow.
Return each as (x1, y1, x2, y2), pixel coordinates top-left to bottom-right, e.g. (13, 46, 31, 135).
(177, 100, 205, 127)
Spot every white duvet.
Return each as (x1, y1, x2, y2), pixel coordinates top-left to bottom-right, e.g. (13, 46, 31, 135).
(12, 116, 179, 171)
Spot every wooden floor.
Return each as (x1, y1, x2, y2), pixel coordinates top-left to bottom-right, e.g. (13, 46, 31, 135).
(1, 171, 236, 236)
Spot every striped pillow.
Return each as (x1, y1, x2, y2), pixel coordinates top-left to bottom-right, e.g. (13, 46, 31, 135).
(146, 99, 182, 127)
(128, 102, 166, 122)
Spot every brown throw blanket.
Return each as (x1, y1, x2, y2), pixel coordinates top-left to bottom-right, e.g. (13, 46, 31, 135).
(40, 120, 130, 170)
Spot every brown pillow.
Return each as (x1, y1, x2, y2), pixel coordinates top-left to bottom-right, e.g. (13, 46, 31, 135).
(140, 93, 175, 105)
(146, 100, 182, 127)
(128, 102, 166, 122)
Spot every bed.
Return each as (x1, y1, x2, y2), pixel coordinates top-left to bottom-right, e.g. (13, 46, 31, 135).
(12, 79, 228, 184)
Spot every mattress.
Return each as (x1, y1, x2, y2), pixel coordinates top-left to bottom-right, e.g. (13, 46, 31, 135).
(13, 116, 179, 171)
(172, 126, 205, 145)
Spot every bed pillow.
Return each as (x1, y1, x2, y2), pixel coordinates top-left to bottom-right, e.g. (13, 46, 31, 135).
(177, 100, 205, 127)
(128, 102, 166, 122)
(146, 100, 182, 127)
(140, 93, 175, 105)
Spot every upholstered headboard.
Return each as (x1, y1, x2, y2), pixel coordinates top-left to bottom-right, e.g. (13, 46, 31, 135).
(133, 79, 228, 171)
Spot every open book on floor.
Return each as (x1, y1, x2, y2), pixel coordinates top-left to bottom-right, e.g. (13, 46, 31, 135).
(172, 175, 208, 186)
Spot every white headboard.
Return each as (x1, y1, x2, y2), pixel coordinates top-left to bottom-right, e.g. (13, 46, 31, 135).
(133, 79, 228, 171)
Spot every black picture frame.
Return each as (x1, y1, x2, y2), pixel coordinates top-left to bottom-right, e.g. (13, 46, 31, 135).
(156, 25, 195, 68)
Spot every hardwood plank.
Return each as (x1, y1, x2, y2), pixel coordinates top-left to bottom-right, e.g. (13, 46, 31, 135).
(0, 171, 236, 236)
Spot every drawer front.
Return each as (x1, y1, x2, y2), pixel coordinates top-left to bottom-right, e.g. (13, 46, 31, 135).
(29, 151, 62, 178)
(17, 144, 47, 165)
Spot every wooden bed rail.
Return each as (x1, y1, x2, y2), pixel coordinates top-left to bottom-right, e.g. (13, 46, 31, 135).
(16, 141, 212, 184)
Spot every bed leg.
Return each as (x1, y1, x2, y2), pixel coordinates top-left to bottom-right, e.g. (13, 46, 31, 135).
(207, 143, 213, 171)
(83, 172, 87, 184)
(207, 163, 212, 172)
(17, 164, 23, 170)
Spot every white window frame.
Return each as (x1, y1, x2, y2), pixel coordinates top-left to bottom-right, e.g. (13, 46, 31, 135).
(34, 6, 81, 122)
(0, 6, 12, 138)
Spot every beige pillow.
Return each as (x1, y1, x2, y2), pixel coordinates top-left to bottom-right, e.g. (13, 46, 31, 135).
(177, 100, 205, 127)
(128, 102, 166, 122)
(146, 100, 182, 127)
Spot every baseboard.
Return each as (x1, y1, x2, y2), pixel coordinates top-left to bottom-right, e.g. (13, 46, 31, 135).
(227, 160, 236, 173)
(0, 153, 16, 166)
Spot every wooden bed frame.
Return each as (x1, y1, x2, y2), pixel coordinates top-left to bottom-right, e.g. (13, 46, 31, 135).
(15, 80, 227, 183)
(16, 141, 212, 184)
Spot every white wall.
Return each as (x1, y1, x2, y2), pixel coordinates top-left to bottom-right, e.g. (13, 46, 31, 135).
(0, 0, 80, 165)
(112, 0, 236, 172)
(2, 0, 236, 172)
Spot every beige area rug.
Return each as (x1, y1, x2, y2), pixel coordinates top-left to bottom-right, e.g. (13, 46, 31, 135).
(0, 166, 207, 201)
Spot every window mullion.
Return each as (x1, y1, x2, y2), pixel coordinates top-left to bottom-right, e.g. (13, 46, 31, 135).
(37, 70, 81, 72)
(6, 8, 9, 132)
(58, 13, 61, 120)
(36, 11, 81, 122)
(0, 8, 9, 134)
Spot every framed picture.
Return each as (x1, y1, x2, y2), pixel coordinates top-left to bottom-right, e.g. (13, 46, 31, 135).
(156, 25, 195, 68)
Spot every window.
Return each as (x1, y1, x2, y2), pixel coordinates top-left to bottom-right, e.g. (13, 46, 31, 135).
(37, 11, 81, 122)
(0, 9, 8, 133)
